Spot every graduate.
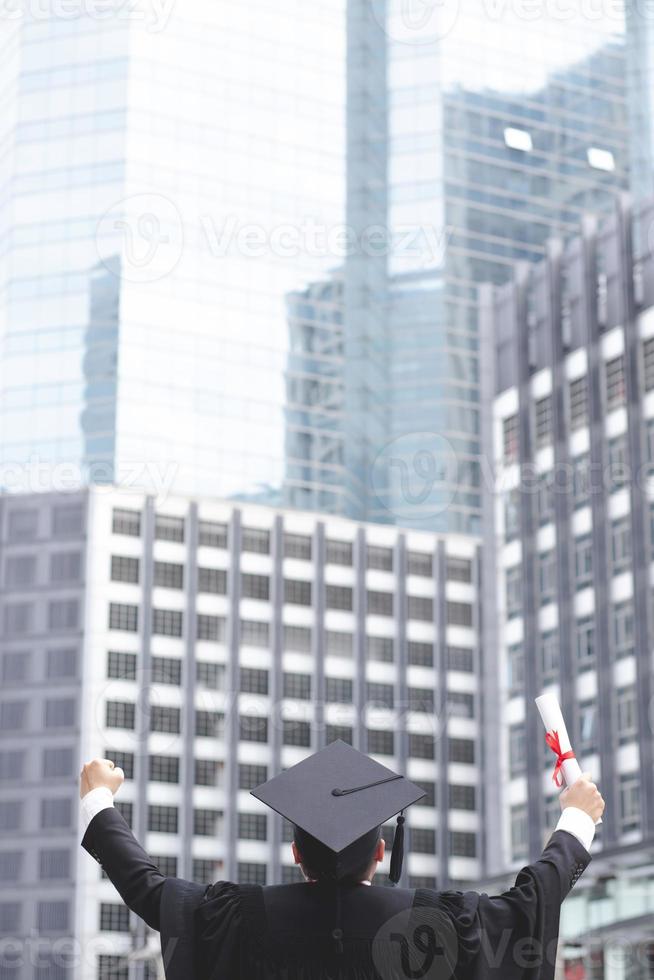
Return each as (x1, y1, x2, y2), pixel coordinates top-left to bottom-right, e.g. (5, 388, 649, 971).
(80, 740, 604, 979)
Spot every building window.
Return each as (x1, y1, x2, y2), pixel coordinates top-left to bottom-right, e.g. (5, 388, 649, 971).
(613, 601, 634, 659)
(617, 687, 638, 745)
(283, 625, 312, 653)
(37, 900, 69, 933)
(109, 603, 138, 633)
(40, 799, 69, 830)
(326, 725, 353, 745)
(195, 760, 221, 786)
(414, 781, 436, 807)
(42, 747, 72, 779)
(197, 566, 227, 594)
(112, 508, 141, 537)
(105, 701, 135, 730)
(283, 672, 312, 700)
(538, 551, 556, 604)
(48, 599, 79, 631)
(446, 557, 472, 583)
(196, 661, 224, 690)
(620, 772, 641, 834)
(154, 561, 184, 590)
(238, 862, 267, 885)
(576, 617, 595, 668)
(505, 567, 522, 620)
(411, 828, 436, 854)
(238, 813, 267, 841)
(239, 715, 268, 743)
(408, 642, 433, 667)
(197, 615, 226, 642)
(537, 472, 554, 526)
(198, 520, 229, 548)
(510, 724, 526, 776)
(47, 646, 77, 679)
(605, 355, 626, 410)
(367, 636, 394, 662)
(151, 856, 178, 877)
(149, 755, 180, 784)
(366, 545, 393, 571)
(98, 955, 129, 980)
(52, 503, 83, 537)
(643, 337, 654, 392)
(569, 376, 588, 430)
(611, 517, 632, 572)
(152, 609, 183, 637)
(284, 579, 312, 606)
(503, 414, 519, 462)
(2, 650, 30, 683)
(238, 764, 267, 791)
(367, 682, 394, 709)
(607, 434, 629, 491)
(44, 698, 75, 729)
(540, 631, 558, 679)
(283, 533, 312, 561)
(326, 677, 353, 704)
(450, 784, 476, 811)
(154, 515, 185, 543)
(574, 535, 593, 590)
(367, 590, 393, 616)
(572, 454, 590, 509)
(241, 527, 270, 554)
(507, 643, 524, 694)
(511, 805, 528, 862)
(115, 802, 133, 827)
(326, 631, 353, 656)
(104, 750, 134, 780)
(326, 585, 353, 611)
(535, 395, 553, 448)
(283, 720, 311, 747)
(407, 551, 433, 577)
(242, 573, 270, 601)
(111, 556, 140, 584)
(504, 489, 521, 541)
(240, 668, 269, 695)
(101, 904, 134, 935)
(0, 749, 25, 782)
(152, 656, 182, 685)
(447, 602, 473, 627)
(449, 831, 476, 858)
(193, 859, 222, 884)
(579, 700, 597, 755)
(195, 711, 224, 738)
(8, 508, 38, 541)
(447, 691, 475, 719)
(325, 540, 353, 565)
(367, 729, 394, 755)
(408, 595, 433, 622)
(150, 706, 181, 734)
(50, 551, 82, 584)
(194, 809, 222, 837)
(240, 620, 269, 648)
(0, 851, 22, 882)
(0, 701, 27, 731)
(4, 554, 37, 588)
(408, 688, 434, 713)
(148, 805, 178, 834)
(409, 735, 435, 760)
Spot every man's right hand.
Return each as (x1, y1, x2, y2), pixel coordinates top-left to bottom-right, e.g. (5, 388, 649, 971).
(559, 773, 605, 822)
(80, 759, 125, 799)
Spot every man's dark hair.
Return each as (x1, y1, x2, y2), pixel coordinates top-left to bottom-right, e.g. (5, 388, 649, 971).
(293, 825, 382, 883)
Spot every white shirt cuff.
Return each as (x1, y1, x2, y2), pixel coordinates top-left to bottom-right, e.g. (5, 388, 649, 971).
(556, 806, 596, 852)
(81, 787, 114, 834)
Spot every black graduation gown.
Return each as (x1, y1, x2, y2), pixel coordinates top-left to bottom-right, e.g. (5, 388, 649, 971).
(82, 807, 591, 979)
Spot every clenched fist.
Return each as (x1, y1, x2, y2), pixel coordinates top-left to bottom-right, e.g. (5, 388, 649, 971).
(80, 759, 125, 800)
(560, 773, 605, 823)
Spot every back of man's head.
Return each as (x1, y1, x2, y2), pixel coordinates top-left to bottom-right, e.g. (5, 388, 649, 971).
(293, 824, 382, 883)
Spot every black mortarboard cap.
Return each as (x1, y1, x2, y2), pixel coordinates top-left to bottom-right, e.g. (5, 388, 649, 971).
(251, 740, 425, 884)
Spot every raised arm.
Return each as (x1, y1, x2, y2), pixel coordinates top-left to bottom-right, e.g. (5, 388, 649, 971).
(80, 759, 166, 931)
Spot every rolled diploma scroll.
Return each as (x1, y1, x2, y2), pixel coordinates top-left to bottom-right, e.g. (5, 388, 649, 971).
(535, 693, 602, 824)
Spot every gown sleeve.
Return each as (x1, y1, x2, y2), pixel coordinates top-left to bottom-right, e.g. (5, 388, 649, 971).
(193, 881, 244, 979)
(423, 829, 592, 980)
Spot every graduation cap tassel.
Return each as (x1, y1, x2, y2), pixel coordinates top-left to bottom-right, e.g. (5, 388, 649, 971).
(389, 812, 405, 885)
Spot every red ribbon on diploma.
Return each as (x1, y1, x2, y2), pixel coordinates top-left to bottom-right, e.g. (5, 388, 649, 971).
(545, 730, 576, 787)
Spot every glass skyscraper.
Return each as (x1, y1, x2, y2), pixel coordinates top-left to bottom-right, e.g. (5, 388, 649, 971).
(0, 1, 630, 534)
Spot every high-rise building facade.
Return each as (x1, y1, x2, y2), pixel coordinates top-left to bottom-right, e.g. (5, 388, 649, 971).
(0, 487, 482, 978)
(1, 3, 632, 536)
(480, 196, 654, 975)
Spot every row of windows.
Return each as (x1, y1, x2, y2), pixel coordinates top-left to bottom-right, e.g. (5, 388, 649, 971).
(3, 597, 80, 636)
(6, 502, 84, 542)
(502, 345, 650, 461)
(112, 509, 470, 581)
(3, 550, 83, 588)
(0, 697, 76, 731)
(0, 848, 71, 882)
(1, 646, 77, 683)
